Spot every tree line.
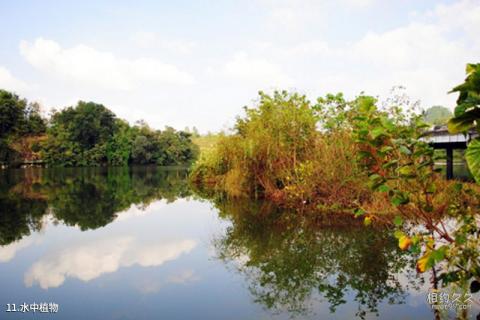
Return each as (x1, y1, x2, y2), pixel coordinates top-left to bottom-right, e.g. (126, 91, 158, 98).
(0, 89, 199, 167)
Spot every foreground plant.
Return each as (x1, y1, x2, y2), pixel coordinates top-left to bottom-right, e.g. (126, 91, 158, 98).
(191, 86, 480, 314)
(448, 63, 480, 182)
(351, 94, 480, 306)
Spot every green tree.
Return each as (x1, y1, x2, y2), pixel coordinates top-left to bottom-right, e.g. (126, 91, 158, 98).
(131, 135, 155, 164)
(53, 101, 116, 149)
(130, 124, 199, 165)
(43, 101, 118, 166)
(106, 119, 133, 165)
(156, 127, 199, 165)
(0, 89, 25, 138)
(20, 102, 47, 135)
(423, 105, 452, 126)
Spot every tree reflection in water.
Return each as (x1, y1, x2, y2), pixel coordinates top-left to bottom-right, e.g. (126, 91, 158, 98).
(0, 168, 432, 318)
(0, 166, 191, 244)
(211, 198, 423, 318)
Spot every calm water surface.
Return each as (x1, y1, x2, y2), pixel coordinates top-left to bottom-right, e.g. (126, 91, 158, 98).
(0, 167, 477, 319)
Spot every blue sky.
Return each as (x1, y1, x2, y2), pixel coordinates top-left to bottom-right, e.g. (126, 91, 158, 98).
(0, 0, 478, 132)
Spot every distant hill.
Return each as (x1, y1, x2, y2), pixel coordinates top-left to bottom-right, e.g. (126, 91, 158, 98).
(423, 106, 452, 126)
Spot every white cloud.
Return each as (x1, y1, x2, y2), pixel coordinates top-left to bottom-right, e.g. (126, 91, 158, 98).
(115, 200, 168, 222)
(0, 66, 29, 92)
(352, 23, 466, 68)
(431, 0, 480, 39)
(261, 0, 375, 32)
(132, 31, 196, 54)
(342, 0, 375, 7)
(224, 52, 293, 87)
(267, 6, 302, 30)
(20, 38, 195, 91)
(262, 0, 326, 32)
(0, 237, 38, 263)
(274, 40, 333, 59)
(257, 0, 478, 109)
(167, 269, 199, 284)
(342, 6, 477, 108)
(24, 236, 196, 289)
(135, 269, 199, 294)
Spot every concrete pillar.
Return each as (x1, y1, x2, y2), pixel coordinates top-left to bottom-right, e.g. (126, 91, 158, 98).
(446, 147, 453, 180)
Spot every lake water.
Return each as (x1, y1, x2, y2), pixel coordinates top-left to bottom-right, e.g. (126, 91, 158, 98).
(0, 167, 478, 319)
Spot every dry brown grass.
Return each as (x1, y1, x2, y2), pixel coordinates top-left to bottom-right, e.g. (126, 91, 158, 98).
(10, 135, 47, 161)
(361, 177, 480, 224)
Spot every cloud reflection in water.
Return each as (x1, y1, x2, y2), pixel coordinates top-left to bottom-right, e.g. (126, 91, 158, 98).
(24, 237, 196, 289)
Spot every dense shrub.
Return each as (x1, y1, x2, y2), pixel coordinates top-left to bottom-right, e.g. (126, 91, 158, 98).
(190, 91, 370, 210)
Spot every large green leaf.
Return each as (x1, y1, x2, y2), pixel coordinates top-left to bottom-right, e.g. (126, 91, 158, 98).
(447, 108, 480, 133)
(371, 127, 385, 139)
(454, 104, 467, 117)
(466, 63, 478, 74)
(465, 138, 480, 183)
(448, 116, 473, 133)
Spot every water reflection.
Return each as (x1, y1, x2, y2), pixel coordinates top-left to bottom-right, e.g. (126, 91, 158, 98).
(25, 237, 196, 289)
(0, 236, 39, 263)
(0, 167, 453, 319)
(210, 197, 423, 318)
(0, 166, 191, 244)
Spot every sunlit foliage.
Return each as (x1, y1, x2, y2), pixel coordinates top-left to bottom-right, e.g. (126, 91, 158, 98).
(41, 101, 199, 166)
(0, 90, 198, 167)
(190, 90, 369, 211)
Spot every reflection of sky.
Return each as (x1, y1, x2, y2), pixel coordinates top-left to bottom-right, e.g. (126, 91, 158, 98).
(114, 200, 168, 222)
(0, 236, 38, 263)
(24, 236, 196, 289)
(0, 215, 52, 263)
(0, 198, 476, 319)
(0, 199, 267, 320)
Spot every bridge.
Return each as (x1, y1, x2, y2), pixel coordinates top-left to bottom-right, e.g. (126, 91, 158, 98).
(421, 125, 477, 179)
